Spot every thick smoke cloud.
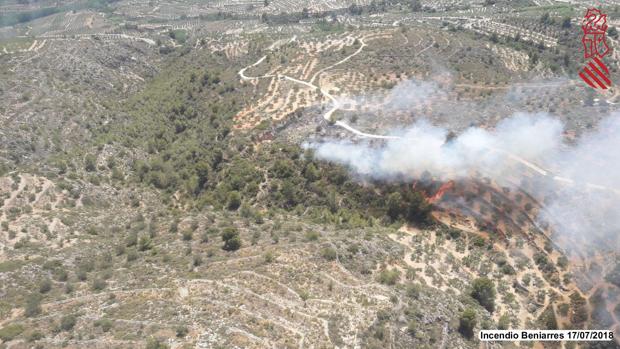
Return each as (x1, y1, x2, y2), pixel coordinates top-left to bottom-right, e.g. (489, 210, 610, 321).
(540, 116, 620, 253)
(308, 113, 562, 182)
(306, 79, 620, 254)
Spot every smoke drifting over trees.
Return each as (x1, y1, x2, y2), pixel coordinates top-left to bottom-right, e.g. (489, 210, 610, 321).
(308, 113, 562, 181)
(307, 79, 620, 255)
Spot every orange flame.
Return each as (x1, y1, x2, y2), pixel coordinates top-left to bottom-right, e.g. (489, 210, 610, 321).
(428, 181, 455, 204)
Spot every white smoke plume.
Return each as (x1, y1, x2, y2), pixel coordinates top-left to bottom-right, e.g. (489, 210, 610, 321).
(308, 112, 563, 182)
(306, 79, 620, 254)
(540, 116, 620, 253)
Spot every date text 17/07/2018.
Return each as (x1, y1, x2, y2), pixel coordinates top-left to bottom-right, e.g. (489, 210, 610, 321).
(479, 330, 614, 341)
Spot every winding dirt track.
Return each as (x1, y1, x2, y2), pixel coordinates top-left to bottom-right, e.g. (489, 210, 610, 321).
(238, 35, 620, 195)
(239, 35, 398, 139)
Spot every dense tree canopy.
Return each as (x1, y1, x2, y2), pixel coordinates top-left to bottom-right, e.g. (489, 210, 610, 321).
(471, 277, 496, 313)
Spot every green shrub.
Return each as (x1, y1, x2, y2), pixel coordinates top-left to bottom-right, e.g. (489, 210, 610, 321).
(472, 236, 485, 247)
(192, 255, 203, 267)
(94, 318, 113, 332)
(64, 283, 74, 294)
(223, 236, 241, 251)
(264, 252, 275, 263)
(148, 220, 158, 237)
(26, 330, 44, 342)
(377, 269, 400, 285)
(221, 227, 241, 251)
(138, 235, 152, 251)
(126, 250, 138, 262)
(321, 247, 337, 261)
(226, 191, 241, 210)
(111, 168, 124, 181)
(115, 244, 126, 256)
(60, 314, 77, 331)
(38, 278, 52, 293)
(0, 323, 24, 341)
(240, 203, 253, 218)
(407, 320, 417, 336)
(85, 155, 97, 172)
(86, 226, 98, 235)
(76, 270, 88, 281)
(406, 283, 421, 299)
(24, 294, 42, 317)
(458, 308, 477, 338)
(538, 305, 558, 330)
(176, 325, 188, 338)
(501, 264, 515, 275)
(448, 229, 460, 240)
(181, 230, 193, 241)
(497, 314, 510, 330)
(91, 278, 107, 291)
(126, 232, 138, 247)
(305, 231, 319, 241)
(55, 268, 68, 282)
(557, 256, 568, 269)
(0, 161, 9, 177)
(471, 277, 496, 313)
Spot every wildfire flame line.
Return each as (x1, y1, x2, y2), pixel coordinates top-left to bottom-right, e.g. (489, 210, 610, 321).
(428, 181, 455, 204)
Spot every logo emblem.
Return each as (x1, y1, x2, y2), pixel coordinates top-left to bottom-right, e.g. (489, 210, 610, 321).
(579, 8, 612, 89)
